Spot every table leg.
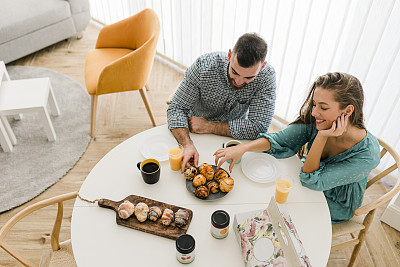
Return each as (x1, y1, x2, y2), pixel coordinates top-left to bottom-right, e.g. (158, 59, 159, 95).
(1, 115, 16, 145)
(48, 82, 60, 116)
(39, 108, 56, 142)
(0, 118, 13, 152)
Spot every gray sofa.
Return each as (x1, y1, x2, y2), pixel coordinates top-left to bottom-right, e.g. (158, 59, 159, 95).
(0, 0, 90, 64)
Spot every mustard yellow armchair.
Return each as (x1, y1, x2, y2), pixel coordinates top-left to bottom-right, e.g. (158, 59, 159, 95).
(85, 8, 160, 137)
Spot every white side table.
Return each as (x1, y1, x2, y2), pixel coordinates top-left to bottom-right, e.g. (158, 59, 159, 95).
(0, 62, 60, 152)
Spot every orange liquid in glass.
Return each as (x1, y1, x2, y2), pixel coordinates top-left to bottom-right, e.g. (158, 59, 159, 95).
(275, 179, 292, 203)
(168, 147, 183, 171)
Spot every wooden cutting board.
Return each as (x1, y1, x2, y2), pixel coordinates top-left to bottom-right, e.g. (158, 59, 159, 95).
(98, 194, 193, 240)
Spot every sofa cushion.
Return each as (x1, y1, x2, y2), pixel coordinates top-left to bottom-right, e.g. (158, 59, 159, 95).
(0, 0, 71, 44)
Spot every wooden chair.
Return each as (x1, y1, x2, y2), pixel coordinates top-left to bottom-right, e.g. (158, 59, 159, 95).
(0, 192, 78, 267)
(331, 138, 400, 266)
(85, 8, 160, 137)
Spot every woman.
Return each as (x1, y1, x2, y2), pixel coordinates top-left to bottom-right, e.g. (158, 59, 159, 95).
(214, 72, 380, 223)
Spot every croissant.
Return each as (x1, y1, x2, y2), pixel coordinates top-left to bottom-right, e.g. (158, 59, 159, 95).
(175, 209, 190, 228)
(214, 169, 229, 182)
(199, 163, 214, 181)
(206, 181, 219, 194)
(148, 206, 162, 221)
(117, 200, 135, 219)
(194, 186, 209, 199)
(219, 177, 234, 192)
(161, 208, 174, 226)
(134, 202, 149, 222)
(184, 166, 198, 180)
(192, 174, 206, 187)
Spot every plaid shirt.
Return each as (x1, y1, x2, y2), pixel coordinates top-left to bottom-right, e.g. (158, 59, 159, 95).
(167, 52, 276, 139)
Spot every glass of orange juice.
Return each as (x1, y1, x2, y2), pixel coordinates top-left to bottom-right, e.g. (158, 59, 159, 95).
(275, 179, 292, 203)
(168, 144, 183, 171)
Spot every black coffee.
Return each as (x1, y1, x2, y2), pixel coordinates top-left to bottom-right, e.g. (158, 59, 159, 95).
(142, 162, 159, 173)
(227, 144, 237, 147)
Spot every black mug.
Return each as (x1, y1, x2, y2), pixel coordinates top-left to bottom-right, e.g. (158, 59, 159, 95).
(137, 158, 161, 184)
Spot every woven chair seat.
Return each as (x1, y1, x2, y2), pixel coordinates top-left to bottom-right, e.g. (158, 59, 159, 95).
(332, 215, 365, 238)
(48, 240, 77, 267)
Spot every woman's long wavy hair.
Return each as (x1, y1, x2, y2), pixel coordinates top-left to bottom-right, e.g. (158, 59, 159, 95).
(291, 72, 366, 158)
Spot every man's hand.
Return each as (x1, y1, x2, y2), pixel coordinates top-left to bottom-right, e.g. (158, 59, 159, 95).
(170, 128, 199, 173)
(188, 116, 211, 134)
(181, 142, 199, 173)
(189, 116, 231, 137)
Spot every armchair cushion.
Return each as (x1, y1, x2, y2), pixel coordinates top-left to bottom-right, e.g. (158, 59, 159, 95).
(0, 0, 71, 44)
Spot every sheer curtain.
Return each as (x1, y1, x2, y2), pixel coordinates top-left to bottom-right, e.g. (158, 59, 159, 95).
(89, 0, 400, 170)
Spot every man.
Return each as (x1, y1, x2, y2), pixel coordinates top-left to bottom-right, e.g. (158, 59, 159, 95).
(167, 33, 276, 172)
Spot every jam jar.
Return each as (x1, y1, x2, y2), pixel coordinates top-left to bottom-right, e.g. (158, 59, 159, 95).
(210, 210, 230, 239)
(176, 234, 195, 264)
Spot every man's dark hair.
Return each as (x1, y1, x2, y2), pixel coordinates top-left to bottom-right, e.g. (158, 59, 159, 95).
(232, 33, 268, 68)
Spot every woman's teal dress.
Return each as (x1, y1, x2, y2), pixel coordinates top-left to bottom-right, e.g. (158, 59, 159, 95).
(258, 123, 380, 223)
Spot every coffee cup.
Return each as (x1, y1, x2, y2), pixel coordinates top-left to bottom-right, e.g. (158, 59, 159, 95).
(137, 158, 160, 184)
(222, 140, 242, 164)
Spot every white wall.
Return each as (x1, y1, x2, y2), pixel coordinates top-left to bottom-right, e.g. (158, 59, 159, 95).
(89, 0, 400, 173)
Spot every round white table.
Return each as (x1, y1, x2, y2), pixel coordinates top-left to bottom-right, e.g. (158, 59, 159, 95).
(71, 125, 331, 266)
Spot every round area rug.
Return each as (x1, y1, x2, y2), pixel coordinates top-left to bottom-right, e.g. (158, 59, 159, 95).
(0, 66, 91, 213)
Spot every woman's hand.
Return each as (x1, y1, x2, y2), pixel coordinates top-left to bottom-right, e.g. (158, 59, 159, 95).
(318, 113, 349, 137)
(214, 144, 247, 172)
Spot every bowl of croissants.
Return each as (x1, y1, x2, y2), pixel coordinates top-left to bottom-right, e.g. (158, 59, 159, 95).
(184, 163, 234, 200)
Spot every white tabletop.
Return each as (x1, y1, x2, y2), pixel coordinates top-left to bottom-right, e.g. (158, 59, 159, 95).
(71, 125, 331, 266)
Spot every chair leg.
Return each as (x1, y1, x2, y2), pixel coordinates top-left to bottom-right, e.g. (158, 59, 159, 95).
(139, 86, 156, 126)
(145, 84, 150, 91)
(90, 95, 98, 137)
(348, 210, 376, 267)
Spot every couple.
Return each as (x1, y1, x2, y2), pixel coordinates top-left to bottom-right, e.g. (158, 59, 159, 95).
(167, 33, 380, 224)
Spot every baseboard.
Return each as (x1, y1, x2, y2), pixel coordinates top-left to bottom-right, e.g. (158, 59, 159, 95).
(380, 196, 400, 231)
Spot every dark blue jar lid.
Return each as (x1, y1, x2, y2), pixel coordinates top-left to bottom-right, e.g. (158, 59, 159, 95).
(211, 210, 230, 228)
(176, 234, 195, 254)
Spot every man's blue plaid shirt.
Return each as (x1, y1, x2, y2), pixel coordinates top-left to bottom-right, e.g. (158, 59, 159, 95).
(167, 52, 276, 139)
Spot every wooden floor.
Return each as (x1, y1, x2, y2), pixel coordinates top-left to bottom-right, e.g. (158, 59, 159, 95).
(1, 23, 399, 267)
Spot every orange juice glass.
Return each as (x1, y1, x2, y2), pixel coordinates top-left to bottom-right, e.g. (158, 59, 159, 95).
(275, 179, 292, 203)
(168, 144, 183, 171)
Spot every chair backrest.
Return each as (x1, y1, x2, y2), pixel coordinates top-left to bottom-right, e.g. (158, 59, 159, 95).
(94, 9, 161, 95)
(354, 138, 400, 216)
(0, 192, 78, 266)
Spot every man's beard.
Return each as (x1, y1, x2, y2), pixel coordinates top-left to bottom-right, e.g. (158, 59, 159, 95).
(228, 75, 247, 90)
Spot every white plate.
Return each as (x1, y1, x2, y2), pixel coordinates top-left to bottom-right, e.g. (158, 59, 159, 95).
(241, 152, 281, 183)
(140, 134, 178, 161)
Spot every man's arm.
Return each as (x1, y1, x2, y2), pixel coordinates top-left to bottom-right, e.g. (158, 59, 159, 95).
(171, 128, 199, 173)
(188, 117, 231, 137)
